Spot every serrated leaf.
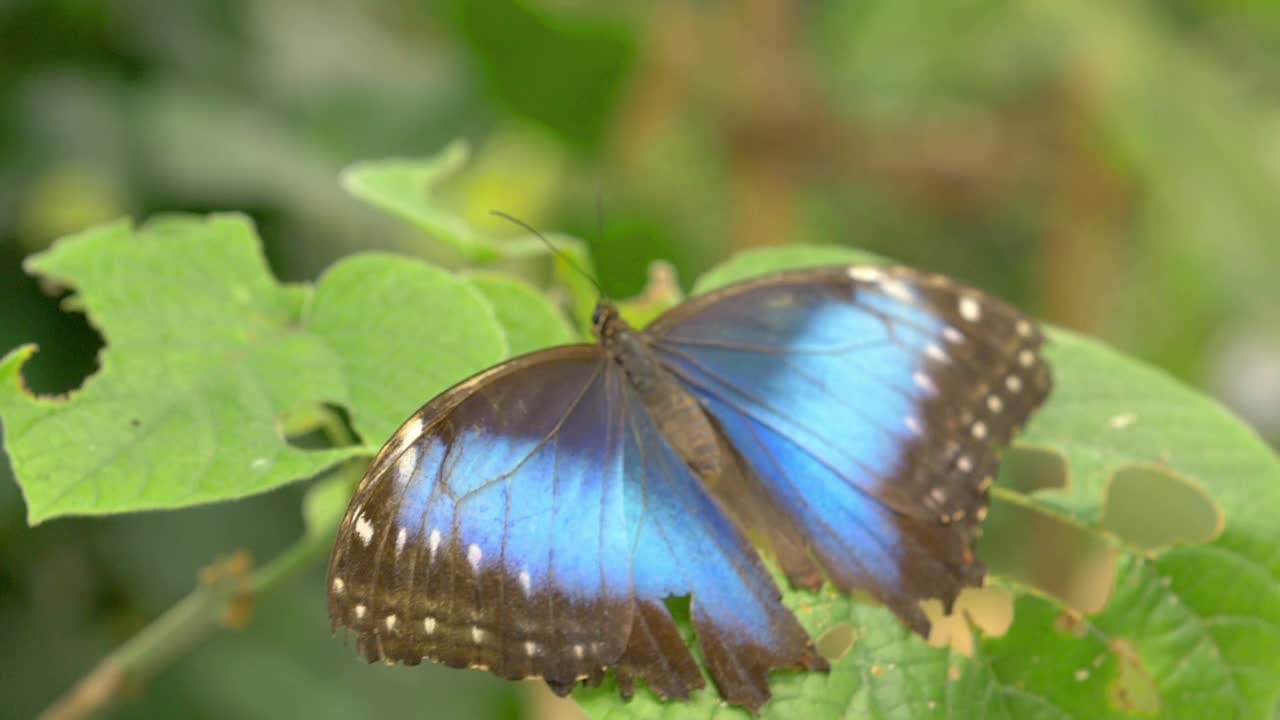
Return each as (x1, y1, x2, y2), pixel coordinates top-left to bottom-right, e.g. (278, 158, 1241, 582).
(0, 216, 509, 524)
(465, 272, 578, 356)
(578, 245, 1280, 719)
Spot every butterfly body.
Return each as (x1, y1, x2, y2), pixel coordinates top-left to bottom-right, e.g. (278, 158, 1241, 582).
(595, 303, 723, 482)
(328, 264, 1051, 712)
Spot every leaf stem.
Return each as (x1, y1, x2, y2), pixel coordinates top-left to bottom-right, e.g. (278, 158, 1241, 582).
(39, 462, 364, 720)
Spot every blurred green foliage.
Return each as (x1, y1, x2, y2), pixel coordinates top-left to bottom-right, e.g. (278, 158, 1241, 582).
(2, 1, 1279, 718)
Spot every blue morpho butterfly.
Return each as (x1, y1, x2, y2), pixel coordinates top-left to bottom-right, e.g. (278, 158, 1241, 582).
(326, 260, 1051, 712)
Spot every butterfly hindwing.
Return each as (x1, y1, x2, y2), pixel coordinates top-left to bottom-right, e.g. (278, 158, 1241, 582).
(615, 387, 823, 709)
(647, 265, 1051, 633)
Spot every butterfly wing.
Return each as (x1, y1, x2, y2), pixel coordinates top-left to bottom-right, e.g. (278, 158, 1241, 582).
(328, 344, 820, 710)
(615, 383, 823, 710)
(327, 346, 634, 690)
(646, 265, 1052, 633)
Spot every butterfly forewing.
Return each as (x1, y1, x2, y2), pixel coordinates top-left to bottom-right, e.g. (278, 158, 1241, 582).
(327, 346, 635, 688)
(646, 265, 1051, 632)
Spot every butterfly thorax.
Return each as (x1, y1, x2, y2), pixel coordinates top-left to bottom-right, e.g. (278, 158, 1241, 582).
(593, 302, 722, 481)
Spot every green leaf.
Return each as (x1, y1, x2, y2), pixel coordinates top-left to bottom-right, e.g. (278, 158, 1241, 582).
(997, 330, 1280, 719)
(578, 245, 1280, 719)
(306, 253, 507, 444)
(341, 140, 499, 263)
(465, 272, 578, 356)
(0, 215, 509, 524)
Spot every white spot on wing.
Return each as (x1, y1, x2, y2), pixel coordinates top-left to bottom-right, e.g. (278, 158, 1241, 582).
(428, 529, 441, 559)
(913, 371, 937, 395)
(847, 266, 885, 283)
(926, 343, 949, 364)
(395, 527, 407, 556)
(354, 604, 367, 620)
(959, 296, 981, 322)
(987, 395, 1004, 413)
(957, 455, 973, 473)
(943, 326, 965, 344)
(524, 641, 538, 656)
(394, 417, 424, 452)
(574, 644, 585, 659)
(394, 446, 419, 486)
(385, 614, 398, 631)
(1019, 349, 1036, 368)
(904, 416, 923, 436)
(332, 577, 345, 593)
(471, 626, 484, 643)
(881, 278, 914, 304)
(1016, 319, 1034, 338)
(423, 617, 437, 634)
(1006, 375, 1023, 393)
(519, 571, 532, 595)
(929, 488, 947, 505)
(972, 421, 988, 440)
(355, 514, 374, 546)
(467, 544, 483, 570)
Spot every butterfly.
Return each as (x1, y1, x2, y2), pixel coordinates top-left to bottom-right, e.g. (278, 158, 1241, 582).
(326, 263, 1051, 712)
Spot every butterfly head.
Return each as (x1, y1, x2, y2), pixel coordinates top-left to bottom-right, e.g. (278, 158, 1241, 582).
(591, 302, 622, 340)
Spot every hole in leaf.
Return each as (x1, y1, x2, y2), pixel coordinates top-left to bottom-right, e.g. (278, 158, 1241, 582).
(283, 403, 359, 450)
(924, 585, 1014, 656)
(1107, 638, 1161, 715)
(999, 445, 1068, 494)
(1100, 466, 1221, 550)
(3, 248, 104, 396)
(814, 622, 855, 661)
(979, 496, 1116, 614)
(662, 595, 692, 624)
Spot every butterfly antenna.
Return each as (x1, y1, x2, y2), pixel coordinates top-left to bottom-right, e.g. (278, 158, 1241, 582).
(489, 210, 605, 298)
(594, 184, 606, 253)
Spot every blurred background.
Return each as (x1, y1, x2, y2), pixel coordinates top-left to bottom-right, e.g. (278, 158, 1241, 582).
(2, 1, 1278, 718)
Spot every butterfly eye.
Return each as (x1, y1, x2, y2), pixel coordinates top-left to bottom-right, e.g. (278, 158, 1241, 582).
(591, 304, 612, 333)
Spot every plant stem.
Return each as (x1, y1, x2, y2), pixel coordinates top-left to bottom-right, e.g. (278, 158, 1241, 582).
(39, 461, 364, 720)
